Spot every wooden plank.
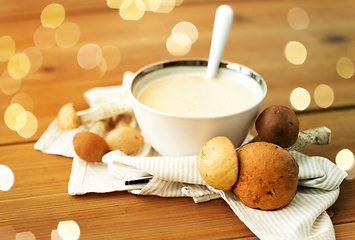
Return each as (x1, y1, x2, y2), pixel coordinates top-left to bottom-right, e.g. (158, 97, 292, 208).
(1, 0, 355, 145)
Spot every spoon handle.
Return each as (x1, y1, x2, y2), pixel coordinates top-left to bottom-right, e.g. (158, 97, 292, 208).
(206, 5, 234, 79)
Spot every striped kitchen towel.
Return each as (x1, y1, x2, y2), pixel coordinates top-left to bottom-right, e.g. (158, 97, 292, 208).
(102, 150, 347, 240)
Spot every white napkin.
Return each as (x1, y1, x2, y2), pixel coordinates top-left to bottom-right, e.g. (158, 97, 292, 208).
(34, 71, 347, 240)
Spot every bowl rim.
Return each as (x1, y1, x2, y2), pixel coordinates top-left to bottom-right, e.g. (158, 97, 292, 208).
(129, 58, 267, 120)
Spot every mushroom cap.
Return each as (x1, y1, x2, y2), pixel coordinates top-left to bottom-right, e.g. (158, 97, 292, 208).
(73, 131, 109, 162)
(57, 102, 80, 130)
(105, 126, 144, 154)
(233, 142, 299, 210)
(255, 105, 299, 148)
(197, 136, 238, 191)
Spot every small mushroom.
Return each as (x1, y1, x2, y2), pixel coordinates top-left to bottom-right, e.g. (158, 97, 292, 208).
(197, 136, 238, 191)
(105, 113, 144, 154)
(57, 103, 80, 130)
(255, 105, 299, 148)
(73, 119, 110, 162)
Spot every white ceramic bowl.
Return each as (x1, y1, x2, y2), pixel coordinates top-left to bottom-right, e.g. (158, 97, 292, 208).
(129, 59, 267, 156)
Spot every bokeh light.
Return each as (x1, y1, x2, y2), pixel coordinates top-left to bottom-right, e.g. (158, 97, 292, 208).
(56, 22, 81, 48)
(35, 55, 59, 81)
(336, 57, 354, 79)
(0, 165, 15, 191)
(314, 84, 334, 108)
(41, 3, 65, 28)
(23, 47, 43, 74)
(166, 33, 192, 56)
(51, 229, 63, 240)
(77, 44, 103, 70)
(8, 53, 30, 79)
(336, 149, 355, 179)
(336, 149, 354, 171)
(16, 111, 38, 138)
(57, 220, 80, 240)
(0, 36, 16, 62)
(172, 21, 198, 44)
(107, 0, 125, 9)
(100, 45, 121, 70)
(34, 26, 56, 50)
(120, 0, 145, 21)
(290, 87, 311, 111)
(285, 41, 307, 65)
(16, 231, 36, 240)
(287, 7, 309, 30)
(11, 92, 34, 112)
(150, 0, 175, 13)
(4, 103, 26, 131)
(0, 70, 21, 95)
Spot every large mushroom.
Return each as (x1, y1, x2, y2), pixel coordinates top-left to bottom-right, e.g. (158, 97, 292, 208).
(197, 136, 239, 191)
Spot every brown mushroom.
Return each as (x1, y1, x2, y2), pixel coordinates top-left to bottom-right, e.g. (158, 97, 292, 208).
(233, 141, 299, 210)
(57, 103, 80, 130)
(255, 105, 299, 148)
(105, 113, 144, 154)
(73, 119, 110, 162)
(197, 136, 238, 191)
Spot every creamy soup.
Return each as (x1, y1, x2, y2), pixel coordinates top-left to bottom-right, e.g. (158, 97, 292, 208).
(137, 72, 257, 117)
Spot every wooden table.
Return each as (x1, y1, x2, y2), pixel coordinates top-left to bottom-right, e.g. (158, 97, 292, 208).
(1, 0, 355, 239)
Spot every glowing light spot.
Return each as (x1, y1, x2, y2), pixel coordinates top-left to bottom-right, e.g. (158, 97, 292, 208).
(41, 3, 65, 28)
(120, 0, 145, 21)
(290, 87, 311, 111)
(0, 36, 16, 62)
(16, 231, 36, 240)
(107, 0, 125, 9)
(11, 92, 34, 112)
(287, 8, 309, 30)
(175, 0, 184, 6)
(150, 0, 175, 13)
(172, 21, 198, 44)
(336, 57, 354, 79)
(34, 26, 56, 50)
(56, 22, 81, 48)
(336, 149, 354, 171)
(57, 220, 80, 240)
(314, 84, 334, 108)
(77, 44, 102, 70)
(35, 55, 59, 81)
(101, 45, 121, 70)
(23, 47, 43, 74)
(8, 53, 31, 79)
(285, 41, 307, 65)
(16, 111, 38, 138)
(0, 165, 15, 191)
(51, 229, 62, 240)
(166, 33, 192, 56)
(4, 103, 26, 131)
(0, 70, 21, 95)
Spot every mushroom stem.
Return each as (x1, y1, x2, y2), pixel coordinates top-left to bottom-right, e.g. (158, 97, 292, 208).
(286, 126, 331, 151)
(248, 126, 331, 152)
(89, 118, 111, 137)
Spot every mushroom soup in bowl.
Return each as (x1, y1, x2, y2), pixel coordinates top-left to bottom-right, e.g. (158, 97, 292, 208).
(129, 59, 267, 156)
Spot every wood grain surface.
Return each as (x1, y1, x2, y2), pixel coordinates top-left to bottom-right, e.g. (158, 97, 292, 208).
(1, 0, 355, 239)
